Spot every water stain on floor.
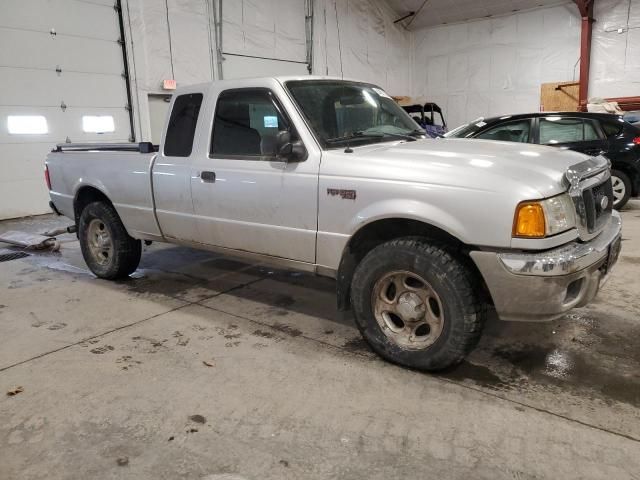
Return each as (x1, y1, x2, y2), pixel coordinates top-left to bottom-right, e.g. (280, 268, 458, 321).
(437, 306, 640, 409)
(440, 361, 508, 391)
(341, 337, 371, 354)
(491, 343, 640, 408)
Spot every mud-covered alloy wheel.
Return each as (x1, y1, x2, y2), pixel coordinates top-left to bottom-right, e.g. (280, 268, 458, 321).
(78, 201, 141, 279)
(351, 237, 486, 371)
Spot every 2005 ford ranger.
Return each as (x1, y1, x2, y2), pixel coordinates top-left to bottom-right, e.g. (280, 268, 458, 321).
(46, 77, 622, 371)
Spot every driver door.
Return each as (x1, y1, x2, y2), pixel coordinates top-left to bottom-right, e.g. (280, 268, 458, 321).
(189, 87, 319, 263)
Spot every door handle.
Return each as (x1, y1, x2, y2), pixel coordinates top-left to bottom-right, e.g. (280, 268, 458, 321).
(201, 171, 216, 183)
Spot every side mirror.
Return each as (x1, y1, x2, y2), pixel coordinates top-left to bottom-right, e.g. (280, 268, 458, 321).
(276, 131, 307, 162)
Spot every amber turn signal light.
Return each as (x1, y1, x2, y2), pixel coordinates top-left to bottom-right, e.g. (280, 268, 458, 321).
(513, 202, 546, 238)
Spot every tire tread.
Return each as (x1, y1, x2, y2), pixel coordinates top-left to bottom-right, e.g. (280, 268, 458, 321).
(78, 201, 141, 279)
(351, 237, 486, 370)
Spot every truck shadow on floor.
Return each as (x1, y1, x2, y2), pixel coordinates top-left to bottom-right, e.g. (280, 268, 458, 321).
(116, 245, 640, 411)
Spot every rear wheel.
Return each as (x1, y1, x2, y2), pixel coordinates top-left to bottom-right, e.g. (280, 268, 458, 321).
(611, 169, 631, 210)
(79, 201, 141, 279)
(351, 238, 486, 371)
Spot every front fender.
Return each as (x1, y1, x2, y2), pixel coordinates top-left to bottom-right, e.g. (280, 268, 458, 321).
(347, 198, 469, 244)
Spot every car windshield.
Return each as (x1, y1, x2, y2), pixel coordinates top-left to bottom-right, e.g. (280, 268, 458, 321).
(444, 118, 486, 138)
(285, 80, 423, 149)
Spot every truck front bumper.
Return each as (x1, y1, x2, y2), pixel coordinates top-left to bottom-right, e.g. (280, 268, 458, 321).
(470, 211, 622, 322)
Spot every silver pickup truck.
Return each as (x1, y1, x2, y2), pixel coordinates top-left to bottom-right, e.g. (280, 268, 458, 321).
(46, 76, 622, 371)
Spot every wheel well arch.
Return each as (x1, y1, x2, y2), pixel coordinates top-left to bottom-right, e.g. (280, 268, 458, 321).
(336, 217, 491, 311)
(73, 186, 114, 226)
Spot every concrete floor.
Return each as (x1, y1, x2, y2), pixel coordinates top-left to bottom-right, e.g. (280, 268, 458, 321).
(0, 203, 639, 480)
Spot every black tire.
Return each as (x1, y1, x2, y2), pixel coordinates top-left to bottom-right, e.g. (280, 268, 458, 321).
(78, 201, 141, 279)
(351, 237, 485, 371)
(611, 169, 631, 210)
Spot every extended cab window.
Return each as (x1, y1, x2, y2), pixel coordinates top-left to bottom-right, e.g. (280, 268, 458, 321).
(164, 93, 203, 157)
(539, 117, 600, 144)
(476, 119, 531, 143)
(211, 89, 290, 158)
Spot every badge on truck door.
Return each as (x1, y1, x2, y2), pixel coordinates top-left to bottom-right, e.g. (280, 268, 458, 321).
(327, 188, 357, 200)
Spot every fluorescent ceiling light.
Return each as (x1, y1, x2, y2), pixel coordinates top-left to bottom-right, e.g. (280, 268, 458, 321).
(83, 115, 115, 133)
(8, 115, 48, 134)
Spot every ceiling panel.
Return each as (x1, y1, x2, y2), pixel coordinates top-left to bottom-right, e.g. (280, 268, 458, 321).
(385, 0, 573, 29)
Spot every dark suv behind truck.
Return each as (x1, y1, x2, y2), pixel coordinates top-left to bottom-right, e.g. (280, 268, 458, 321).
(446, 112, 640, 209)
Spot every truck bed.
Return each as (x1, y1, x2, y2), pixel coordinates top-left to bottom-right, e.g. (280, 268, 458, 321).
(46, 142, 162, 240)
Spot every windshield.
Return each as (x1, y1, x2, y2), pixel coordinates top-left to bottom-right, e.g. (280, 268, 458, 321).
(443, 118, 486, 138)
(285, 80, 423, 148)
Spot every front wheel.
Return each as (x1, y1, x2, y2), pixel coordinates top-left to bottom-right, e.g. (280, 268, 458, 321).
(611, 169, 631, 210)
(350, 238, 486, 371)
(78, 201, 141, 279)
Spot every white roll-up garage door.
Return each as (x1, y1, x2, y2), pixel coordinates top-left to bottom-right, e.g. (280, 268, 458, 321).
(221, 0, 309, 79)
(0, 0, 132, 220)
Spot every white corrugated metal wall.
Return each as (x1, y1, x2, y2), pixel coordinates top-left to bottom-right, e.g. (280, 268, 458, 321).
(411, 4, 582, 130)
(220, 0, 310, 78)
(121, 0, 215, 144)
(4, 0, 636, 220)
(0, 0, 132, 220)
(590, 0, 640, 98)
(312, 0, 412, 95)
(410, 0, 640, 130)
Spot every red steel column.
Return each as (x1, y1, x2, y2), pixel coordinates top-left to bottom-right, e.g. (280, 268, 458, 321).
(574, 0, 595, 111)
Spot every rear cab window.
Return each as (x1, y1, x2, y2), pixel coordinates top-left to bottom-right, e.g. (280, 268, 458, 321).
(164, 93, 203, 157)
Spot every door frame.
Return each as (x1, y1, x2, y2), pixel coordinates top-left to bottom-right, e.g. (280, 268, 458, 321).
(188, 79, 322, 263)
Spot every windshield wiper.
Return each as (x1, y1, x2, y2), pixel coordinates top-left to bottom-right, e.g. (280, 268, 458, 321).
(381, 132, 418, 142)
(326, 131, 383, 143)
(326, 130, 417, 144)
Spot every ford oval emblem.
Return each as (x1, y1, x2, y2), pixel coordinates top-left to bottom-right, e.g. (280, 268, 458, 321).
(600, 195, 609, 210)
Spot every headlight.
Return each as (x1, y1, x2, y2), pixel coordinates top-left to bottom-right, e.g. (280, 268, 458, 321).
(513, 193, 576, 238)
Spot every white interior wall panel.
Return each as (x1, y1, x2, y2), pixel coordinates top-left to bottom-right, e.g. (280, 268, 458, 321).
(221, 0, 308, 78)
(313, 0, 412, 95)
(0, 0, 131, 219)
(126, 0, 174, 92)
(223, 56, 309, 79)
(590, 0, 640, 99)
(167, 1, 214, 85)
(124, 0, 213, 142)
(411, 4, 581, 130)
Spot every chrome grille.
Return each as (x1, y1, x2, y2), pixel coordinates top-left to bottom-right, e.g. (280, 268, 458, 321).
(565, 156, 612, 241)
(582, 178, 613, 233)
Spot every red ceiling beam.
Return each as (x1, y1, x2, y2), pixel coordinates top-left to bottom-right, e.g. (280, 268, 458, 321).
(574, 0, 595, 111)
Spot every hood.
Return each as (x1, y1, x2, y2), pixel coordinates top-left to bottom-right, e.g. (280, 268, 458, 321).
(348, 138, 591, 199)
